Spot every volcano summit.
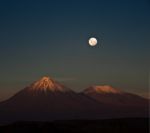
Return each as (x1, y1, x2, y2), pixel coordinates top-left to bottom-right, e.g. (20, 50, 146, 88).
(28, 76, 70, 92)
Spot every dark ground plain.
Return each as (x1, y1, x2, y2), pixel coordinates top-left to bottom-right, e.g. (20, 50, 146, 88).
(0, 118, 149, 133)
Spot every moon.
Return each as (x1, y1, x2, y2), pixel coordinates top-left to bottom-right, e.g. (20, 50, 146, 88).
(88, 37, 98, 46)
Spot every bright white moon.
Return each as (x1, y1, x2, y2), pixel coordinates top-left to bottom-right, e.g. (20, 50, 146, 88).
(88, 37, 98, 46)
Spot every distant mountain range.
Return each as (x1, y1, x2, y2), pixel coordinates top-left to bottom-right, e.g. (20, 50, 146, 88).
(0, 76, 149, 123)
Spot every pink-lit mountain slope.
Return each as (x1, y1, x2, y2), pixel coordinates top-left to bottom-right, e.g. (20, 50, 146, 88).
(0, 77, 148, 123)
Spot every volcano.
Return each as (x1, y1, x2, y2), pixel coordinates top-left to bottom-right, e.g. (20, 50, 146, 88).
(0, 77, 109, 122)
(0, 77, 149, 123)
(83, 85, 149, 117)
(83, 85, 148, 107)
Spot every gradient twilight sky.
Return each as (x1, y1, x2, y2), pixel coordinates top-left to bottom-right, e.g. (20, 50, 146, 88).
(0, 0, 150, 101)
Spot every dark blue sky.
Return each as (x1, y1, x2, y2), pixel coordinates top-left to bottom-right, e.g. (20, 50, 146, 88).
(0, 0, 150, 101)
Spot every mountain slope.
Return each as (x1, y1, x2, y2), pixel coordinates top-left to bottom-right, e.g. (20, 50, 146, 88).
(0, 77, 110, 122)
(83, 85, 149, 117)
(0, 78, 149, 123)
(83, 85, 148, 107)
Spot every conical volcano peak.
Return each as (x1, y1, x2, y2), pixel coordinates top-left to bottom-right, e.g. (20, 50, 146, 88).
(84, 85, 122, 94)
(28, 76, 70, 92)
(32, 76, 55, 89)
(41, 76, 52, 81)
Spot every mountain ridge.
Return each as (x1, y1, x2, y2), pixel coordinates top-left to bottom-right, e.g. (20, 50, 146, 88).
(0, 76, 148, 123)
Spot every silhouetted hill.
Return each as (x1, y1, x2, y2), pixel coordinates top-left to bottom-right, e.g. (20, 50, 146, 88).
(0, 118, 148, 133)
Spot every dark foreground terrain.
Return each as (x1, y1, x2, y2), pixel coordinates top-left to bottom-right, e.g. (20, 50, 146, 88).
(0, 118, 149, 133)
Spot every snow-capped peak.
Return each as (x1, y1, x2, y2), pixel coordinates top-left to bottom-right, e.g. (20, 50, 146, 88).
(84, 85, 122, 94)
(28, 76, 70, 92)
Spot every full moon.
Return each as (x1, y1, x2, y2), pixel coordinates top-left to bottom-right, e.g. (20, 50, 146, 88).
(88, 37, 97, 46)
